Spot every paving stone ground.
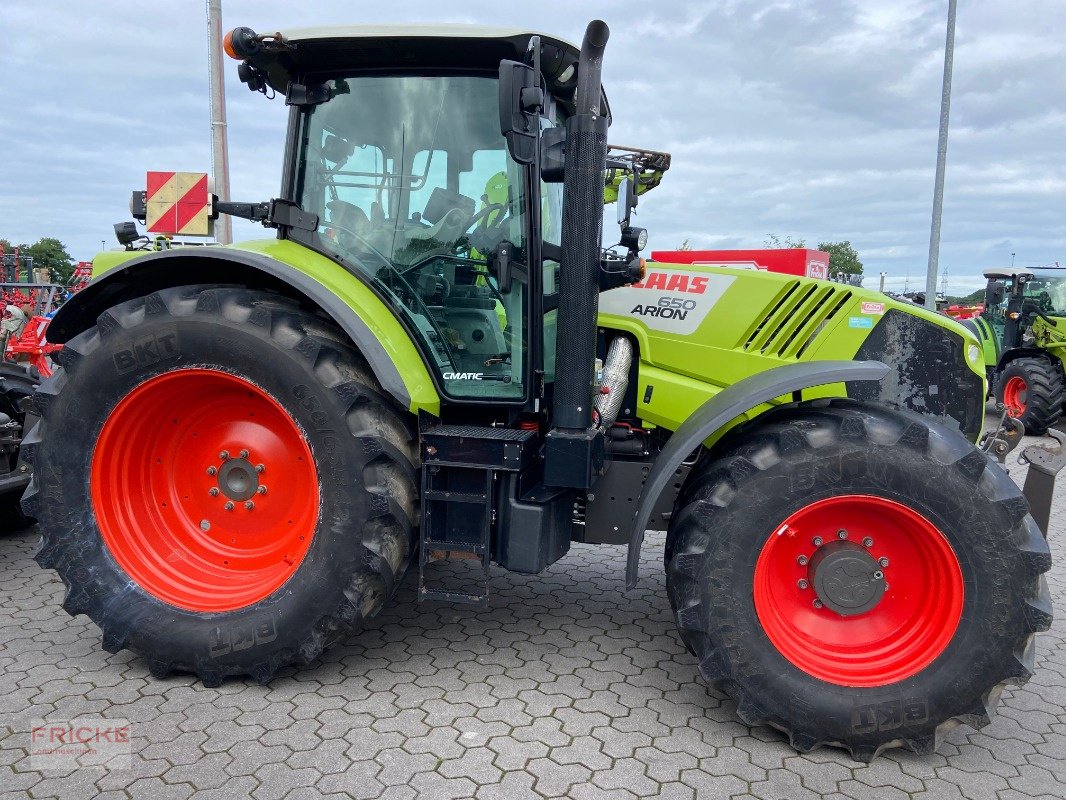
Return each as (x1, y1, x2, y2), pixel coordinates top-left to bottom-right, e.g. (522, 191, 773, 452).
(1, 428, 1063, 799)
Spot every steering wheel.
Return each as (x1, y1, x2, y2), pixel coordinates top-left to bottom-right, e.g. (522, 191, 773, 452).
(465, 203, 507, 234)
(462, 203, 511, 258)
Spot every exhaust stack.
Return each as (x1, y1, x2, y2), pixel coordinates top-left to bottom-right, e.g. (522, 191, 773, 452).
(544, 20, 610, 488)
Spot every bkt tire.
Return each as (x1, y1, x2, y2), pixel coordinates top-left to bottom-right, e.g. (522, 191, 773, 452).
(665, 399, 1052, 761)
(995, 356, 1064, 436)
(26, 286, 417, 685)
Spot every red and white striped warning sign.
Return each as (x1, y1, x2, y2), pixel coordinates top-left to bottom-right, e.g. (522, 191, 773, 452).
(145, 172, 210, 236)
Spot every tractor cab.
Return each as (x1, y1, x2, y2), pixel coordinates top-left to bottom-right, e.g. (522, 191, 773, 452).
(227, 26, 596, 403)
(980, 267, 1066, 352)
(222, 25, 664, 408)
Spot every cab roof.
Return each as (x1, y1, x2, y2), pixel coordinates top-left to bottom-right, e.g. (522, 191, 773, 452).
(983, 268, 1036, 280)
(246, 24, 595, 113)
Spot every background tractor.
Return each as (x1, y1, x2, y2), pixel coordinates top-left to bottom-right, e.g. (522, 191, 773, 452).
(26, 21, 1053, 761)
(962, 267, 1066, 434)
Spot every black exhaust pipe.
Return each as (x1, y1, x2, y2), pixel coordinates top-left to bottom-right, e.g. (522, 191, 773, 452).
(551, 20, 609, 433)
(544, 20, 610, 488)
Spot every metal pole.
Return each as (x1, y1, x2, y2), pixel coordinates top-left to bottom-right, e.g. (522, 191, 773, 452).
(207, 0, 232, 244)
(925, 0, 957, 310)
(879, 272, 887, 293)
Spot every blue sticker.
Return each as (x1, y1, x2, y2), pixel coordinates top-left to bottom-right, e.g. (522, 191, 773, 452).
(849, 316, 874, 329)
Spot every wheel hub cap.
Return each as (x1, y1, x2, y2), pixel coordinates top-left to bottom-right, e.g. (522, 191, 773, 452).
(217, 457, 260, 501)
(809, 541, 886, 616)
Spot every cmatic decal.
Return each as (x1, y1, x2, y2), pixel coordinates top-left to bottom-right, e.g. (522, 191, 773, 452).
(860, 301, 886, 315)
(443, 372, 483, 380)
(599, 269, 735, 335)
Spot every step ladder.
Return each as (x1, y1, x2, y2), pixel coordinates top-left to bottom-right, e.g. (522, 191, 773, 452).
(418, 425, 536, 605)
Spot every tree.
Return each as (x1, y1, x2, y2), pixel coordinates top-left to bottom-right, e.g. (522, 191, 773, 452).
(765, 233, 807, 249)
(818, 240, 863, 276)
(25, 238, 74, 283)
(676, 238, 693, 251)
(947, 288, 986, 304)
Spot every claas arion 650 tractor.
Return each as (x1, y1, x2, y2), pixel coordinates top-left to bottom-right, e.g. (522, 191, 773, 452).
(27, 22, 1054, 760)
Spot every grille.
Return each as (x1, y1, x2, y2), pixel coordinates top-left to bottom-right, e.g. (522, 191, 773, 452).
(740, 282, 853, 359)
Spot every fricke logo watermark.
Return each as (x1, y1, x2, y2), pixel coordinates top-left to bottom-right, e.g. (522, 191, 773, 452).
(30, 718, 132, 770)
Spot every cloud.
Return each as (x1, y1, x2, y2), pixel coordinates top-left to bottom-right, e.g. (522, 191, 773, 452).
(0, 0, 1060, 295)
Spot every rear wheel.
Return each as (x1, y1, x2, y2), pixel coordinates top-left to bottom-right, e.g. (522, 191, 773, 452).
(0, 362, 39, 531)
(666, 399, 1052, 760)
(26, 286, 418, 685)
(995, 357, 1063, 435)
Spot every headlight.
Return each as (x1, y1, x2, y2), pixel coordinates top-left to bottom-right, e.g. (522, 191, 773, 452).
(967, 344, 980, 364)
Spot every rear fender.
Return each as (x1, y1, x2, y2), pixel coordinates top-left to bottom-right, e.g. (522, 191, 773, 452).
(625, 359, 890, 588)
(48, 243, 440, 415)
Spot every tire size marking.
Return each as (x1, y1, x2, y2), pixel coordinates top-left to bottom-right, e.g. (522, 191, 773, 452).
(207, 618, 278, 657)
(851, 698, 929, 734)
(112, 327, 179, 375)
(292, 384, 336, 432)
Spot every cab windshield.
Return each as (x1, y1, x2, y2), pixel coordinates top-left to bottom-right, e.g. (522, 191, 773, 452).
(1025, 273, 1066, 316)
(295, 74, 529, 400)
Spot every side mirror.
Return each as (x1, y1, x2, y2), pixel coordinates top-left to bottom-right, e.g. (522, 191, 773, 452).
(499, 60, 543, 165)
(615, 176, 631, 226)
(985, 279, 1005, 306)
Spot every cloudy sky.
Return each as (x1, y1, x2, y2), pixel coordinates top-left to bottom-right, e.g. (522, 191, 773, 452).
(1, 0, 1062, 294)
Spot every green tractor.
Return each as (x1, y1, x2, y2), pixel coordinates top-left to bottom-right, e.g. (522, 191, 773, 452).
(26, 22, 1054, 760)
(962, 267, 1066, 435)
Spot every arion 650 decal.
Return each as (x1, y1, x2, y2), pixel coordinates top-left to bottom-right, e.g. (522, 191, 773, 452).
(599, 269, 735, 334)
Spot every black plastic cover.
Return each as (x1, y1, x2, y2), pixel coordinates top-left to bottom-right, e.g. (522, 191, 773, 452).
(847, 310, 984, 441)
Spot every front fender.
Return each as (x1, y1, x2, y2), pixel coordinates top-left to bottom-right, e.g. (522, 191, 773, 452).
(625, 359, 889, 588)
(49, 241, 440, 415)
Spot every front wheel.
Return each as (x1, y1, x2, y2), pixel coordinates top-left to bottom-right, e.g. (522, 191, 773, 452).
(27, 286, 418, 685)
(665, 399, 1052, 760)
(995, 357, 1064, 435)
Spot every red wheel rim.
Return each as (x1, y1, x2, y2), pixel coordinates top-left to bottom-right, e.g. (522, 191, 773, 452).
(1002, 375, 1028, 417)
(753, 495, 964, 687)
(91, 369, 319, 612)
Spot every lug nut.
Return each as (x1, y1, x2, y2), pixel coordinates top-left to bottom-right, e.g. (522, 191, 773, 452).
(200, 520, 211, 531)
(224, 501, 234, 511)
(797, 555, 808, 566)
(255, 464, 265, 474)
(837, 529, 848, 540)
(812, 536, 823, 547)
(206, 466, 217, 476)
(797, 579, 809, 590)
(873, 570, 884, 580)
(240, 449, 250, 459)
(244, 501, 255, 510)
(257, 486, 267, 495)
(813, 599, 823, 609)
(862, 537, 874, 548)
(878, 557, 889, 568)
(219, 450, 230, 461)
(209, 487, 220, 497)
